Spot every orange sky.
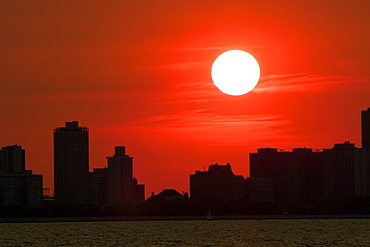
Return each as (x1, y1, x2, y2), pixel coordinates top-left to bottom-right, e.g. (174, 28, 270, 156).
(1, 1, 370, 198)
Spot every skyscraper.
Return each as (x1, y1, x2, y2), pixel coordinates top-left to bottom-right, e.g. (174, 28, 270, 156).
(361, 107, 370, 150)
(54, 121, 89, 205)
(323, 141, 369, 197)
(250, 147, 327, 204)
(0, 145, 43, 207)
(107, 146, 134, 205)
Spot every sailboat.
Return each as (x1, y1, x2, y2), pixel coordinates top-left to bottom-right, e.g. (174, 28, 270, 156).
(207, 209, 212, 220)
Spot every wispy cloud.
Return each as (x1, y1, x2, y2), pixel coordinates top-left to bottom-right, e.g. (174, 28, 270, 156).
(161, 81, 220, 103)
(153, 62, 205, 71)
(178, 45, 272, 51)
(103, 110, 291, 148)
(255, 73, 370, 93)
(157, 73, 370, 105)
(158, 73, 370, 105)
(147, 45, 271, 72)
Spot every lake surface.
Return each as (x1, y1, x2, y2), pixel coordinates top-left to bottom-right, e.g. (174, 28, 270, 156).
(1, 219, 370, 246)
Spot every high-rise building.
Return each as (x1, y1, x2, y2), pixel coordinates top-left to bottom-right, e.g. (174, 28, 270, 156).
(107, 146, 134, 205)
(0, 145, 43, 207)
(54, 122, 144, 206)
(190, 163, 245, 203)
(0, 144, 25, 173)
(323, 141, 369, 197)
(250, 147, 324, 204)
(54, 121, 89, 205)
(244, 177, 273, 203)
(362, 107, 370, 150)
(249, 142, 370, 205)
(94, 146, 145, 206)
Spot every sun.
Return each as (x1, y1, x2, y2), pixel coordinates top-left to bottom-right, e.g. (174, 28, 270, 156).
(211, 50, 260, 96)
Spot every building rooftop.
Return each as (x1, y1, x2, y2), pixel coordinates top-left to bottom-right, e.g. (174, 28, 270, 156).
(157, 189, 183, 198)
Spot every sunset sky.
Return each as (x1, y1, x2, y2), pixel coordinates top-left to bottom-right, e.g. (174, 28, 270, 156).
(1, 1, 370, 198)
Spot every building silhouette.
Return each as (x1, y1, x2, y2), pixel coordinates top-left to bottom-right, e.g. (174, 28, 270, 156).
(149, 189, 186, 201)
(362, 107, 370, 150)
(107, 146, 133, 205)
(248, 108, 370, 205)
(323, 141, 369, 197)
(93, 167, 108, 206)
(244, 177, 273, 203)
(132, 177, 145, 201)
(250, 147, 324, 204)
(54, 121, 145, 206)
(54, 121, 90, 205)
(190, 163, 244, 203)
(0, 145, 43, 207)
(106, 146, 144, 206)
(250, 142, 370, 205)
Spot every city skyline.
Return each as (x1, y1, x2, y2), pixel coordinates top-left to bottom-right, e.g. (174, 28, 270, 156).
(2, 107, 370, 201)
(1, 1, 370, 197)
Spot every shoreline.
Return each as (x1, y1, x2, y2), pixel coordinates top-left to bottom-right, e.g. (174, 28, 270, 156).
(3, 214, 370, 223)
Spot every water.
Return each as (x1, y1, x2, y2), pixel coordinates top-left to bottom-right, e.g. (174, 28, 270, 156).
(1, 219, 370, 246)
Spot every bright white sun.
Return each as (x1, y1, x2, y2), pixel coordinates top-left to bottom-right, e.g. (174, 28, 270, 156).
(211, 50, 260, 96)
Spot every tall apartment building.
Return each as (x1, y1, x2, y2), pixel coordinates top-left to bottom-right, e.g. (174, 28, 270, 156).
(190, 163, 245, 202)
(250, 109, 370, 205)
(107, 146, 133, 205)
(361, 107, 370, 150)
(323, 141, 369, 197)
(106, 146, 145, 205)
(250, 147, 324, 204)
(0, 145, 43, 207)
(54, 121, 144, 206)
(250, 142, 370, 205)
(54, 121, 90, 205)
(244, 177, 273, 203)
